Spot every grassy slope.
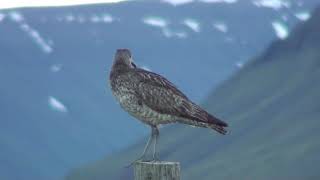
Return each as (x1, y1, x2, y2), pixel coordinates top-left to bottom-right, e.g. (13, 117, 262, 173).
(67, 7, 320, 180)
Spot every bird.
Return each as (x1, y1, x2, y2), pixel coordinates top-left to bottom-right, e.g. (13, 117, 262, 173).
(109, 49, 228, 163)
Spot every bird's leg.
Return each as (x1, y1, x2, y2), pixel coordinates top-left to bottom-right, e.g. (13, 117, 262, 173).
(126, 127, 154, 167)
(137, 133, 152, 161)
(152, 126, 160, 162)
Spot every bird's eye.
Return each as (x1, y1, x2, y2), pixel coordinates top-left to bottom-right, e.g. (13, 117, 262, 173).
(131, 62, 137, 68)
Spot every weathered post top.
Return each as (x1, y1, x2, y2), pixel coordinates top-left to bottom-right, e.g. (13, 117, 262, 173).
(134, 161, 180, 180)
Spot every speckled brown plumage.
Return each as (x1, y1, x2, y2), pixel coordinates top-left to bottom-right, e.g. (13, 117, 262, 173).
(109, 49, 228, 162)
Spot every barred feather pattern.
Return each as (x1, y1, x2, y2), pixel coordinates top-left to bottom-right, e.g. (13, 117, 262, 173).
(110, 61, 228, 135)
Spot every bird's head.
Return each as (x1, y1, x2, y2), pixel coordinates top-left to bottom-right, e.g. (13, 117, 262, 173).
(114, 49, 136, 68)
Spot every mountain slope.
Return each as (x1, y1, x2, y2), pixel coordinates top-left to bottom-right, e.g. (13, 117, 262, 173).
(67, 6, 320, 180)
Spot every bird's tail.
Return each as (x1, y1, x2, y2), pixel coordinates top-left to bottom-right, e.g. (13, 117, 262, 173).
(178, 118, 228, 135)
(206, 114, 228, 135)
(179, 102, 228, 135)
(207, 122, 228, 135)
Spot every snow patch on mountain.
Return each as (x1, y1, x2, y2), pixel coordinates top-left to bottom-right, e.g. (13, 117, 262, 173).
(50, 64, 62, 72)
(235, 61, 243, 68)
(143, 16, 186, 38)
(295, 12, 310, 21)
(48, 96, 68, 113)
(65, 14, 75, 22)
(20, 23, 53, 53)
(60, 13, 114, 24)
(161, 0, 193, 6)
(101, 14, 113, 23)
(175, 31, 188, 38)
(183, 19, 200, 32)
(143, 16, 168, 28)
(9, 11, 24, 22)
(253, 0, 290, 10)
(9, 11, 53, 53)
(272, 21, 288, 39)
(90, 15, 101, 23)
(213, 22, 228, 33)
(164, 28, 188, 38)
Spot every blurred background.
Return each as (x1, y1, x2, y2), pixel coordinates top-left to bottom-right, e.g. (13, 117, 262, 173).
(0, 0, 319, 179)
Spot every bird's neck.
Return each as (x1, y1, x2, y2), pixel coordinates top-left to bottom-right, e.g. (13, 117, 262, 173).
(110, 61, 131, 78)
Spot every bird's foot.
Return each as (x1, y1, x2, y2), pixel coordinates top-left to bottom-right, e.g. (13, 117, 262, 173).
(125, 156, 162, 168)
(151, 154, 161, 162)
(150, 150, 161, 162)
(125, 159, 142, 168)
(125, 156, 153, 168)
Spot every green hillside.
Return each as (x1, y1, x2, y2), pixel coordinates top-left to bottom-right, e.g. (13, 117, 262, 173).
(67, 7, 320, 180)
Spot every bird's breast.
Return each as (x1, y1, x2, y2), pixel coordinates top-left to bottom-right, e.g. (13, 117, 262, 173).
(110, 74, 176, 125)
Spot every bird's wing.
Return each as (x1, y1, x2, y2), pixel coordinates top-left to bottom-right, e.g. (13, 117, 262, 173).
(134, 69, 228, 129)
(134, 69, 189, 115)
(134, 69, 219, 123)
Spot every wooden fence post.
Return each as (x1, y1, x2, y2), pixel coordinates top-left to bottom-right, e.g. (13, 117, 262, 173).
(134, 161, 180, 180)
